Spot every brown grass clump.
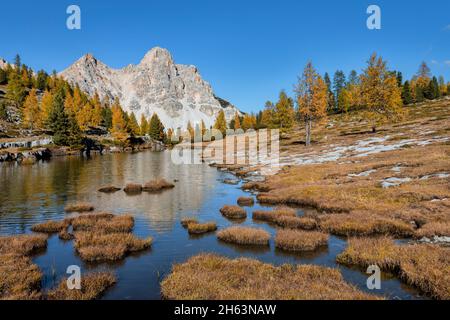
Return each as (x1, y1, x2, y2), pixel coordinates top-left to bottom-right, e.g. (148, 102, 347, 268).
(64, 202, 95, 213)
(0, 234, 48, 256)
(98, 185, 121, 193)
(336, 237, 400, 270)
(398, 244, 450, 300)
(252, 207, 297, 223)
(0, 234, 47, 299)
(71, 213, 133, 233)
(58, 229, 74, 241)
(123, 183, 143, 194)
(237, 197, 254, 206)
(319, 213, 414, 237)
(181, 217, 198, 228)
(187, 222, 217, 234)
(47, 272, 116, 300)
(74, 232, 152, 262)
(161, 253, 380, 300)
(337, 237, 450, 299)
(220, 205, 247, 219)
(415, 221, 450, 238)
(31, 220, 69, 233)
(275, 229, 328, 251)
(275, 216, 318, 230)
(217, 226, 270, 246)
(0, 254, 43, 300)
(143, 178, 175, 192)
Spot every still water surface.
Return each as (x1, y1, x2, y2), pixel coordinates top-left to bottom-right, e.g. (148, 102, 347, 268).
(0, 151, 425, 299)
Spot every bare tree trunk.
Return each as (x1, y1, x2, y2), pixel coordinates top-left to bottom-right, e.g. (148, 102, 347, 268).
(305, 119, 312, 146)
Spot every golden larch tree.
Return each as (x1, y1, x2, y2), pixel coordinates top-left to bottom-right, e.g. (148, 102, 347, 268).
(40, 90, 53, 127)
(360, 53, 404, 132)
(295, 62, 328, 146)
(213, 110, 227, 136)
(22, 89, 41, 130)
(140, 114, 149, 136)
(110, 98, 128, 142)
(233, 112, 241, 130)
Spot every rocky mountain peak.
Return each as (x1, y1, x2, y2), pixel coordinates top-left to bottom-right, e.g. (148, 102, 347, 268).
(140, 47, 174, 66)
(60, 47, 240, 130)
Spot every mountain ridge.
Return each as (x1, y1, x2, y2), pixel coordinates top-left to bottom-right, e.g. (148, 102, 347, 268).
(59, 47, 240, 130)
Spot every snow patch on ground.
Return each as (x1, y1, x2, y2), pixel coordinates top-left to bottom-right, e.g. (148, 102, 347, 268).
(348, 169, 377, 177)
(380, 177, 412, 188)
(420, 172, 450, 180)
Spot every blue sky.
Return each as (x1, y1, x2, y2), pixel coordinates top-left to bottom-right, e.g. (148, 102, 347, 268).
(1, 0, 449, 112)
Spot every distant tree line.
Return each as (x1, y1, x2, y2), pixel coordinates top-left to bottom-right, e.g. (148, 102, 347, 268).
(0, 54, 167, 146)
(2, 54, 448, 147)
(218, 54, 448, 146)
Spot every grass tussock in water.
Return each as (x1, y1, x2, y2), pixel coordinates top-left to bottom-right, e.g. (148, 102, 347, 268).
(47, 272, 116, 300)
(220, 205, 247, 220)
(160, 253, 380, 300)
(64, 202, 95, 213)
(31, 220, 70, 233)
(181, 217, 198, 228)
(0, 254, 43, 300)
(275, 216, 318, 230)
(143, 178, 175, 192)
(0, 234, 48, 256)
(275, 229, 329, 252)
(123, 183, 143, 194)
(0, 234, 48, 299)
(237, 197, 254, 206)
(98, 185, 121, 193)
(187, 222, 217, 234)
(72, 214, 134, 233)
(252, 206, 297, 223)
(74, 232, 153, 262)
(319, 213, 414, 237)
(336, 237, 450, 299)
(217, 226, 270, 246)
(58, 228, 74, 241)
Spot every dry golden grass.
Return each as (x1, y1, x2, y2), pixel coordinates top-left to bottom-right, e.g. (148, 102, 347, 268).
(399, 244, 450, 300)
(337, 237, 450, 299)
(64, 202, 95, 213)
(181, 217, 198, 227)
(58, 228, 74, 241)
(237, 197, 254, 206)
(0, 254, 42, 300)
(220, 205, 247, 219)
(319, 213, 414, 237)
(98, 185, 121, 193)
(123, 183, 143, 193)
(47, 272, 116, 300)
(242, 181, 271, 192)
(0, 234, 48, 256)
(187, 222, 217, 234)
(161, 253, 380, 300)
(217, 226, 270, 246)
(252, 133, 450, 235)
(74, 232, 152, 262)
(71, 213, 133, 233)
(252, 206, 297, 223)
(143, 178, 175, 192)
(275, 229, 328, 252)
(31, 220, 69, 233)
(415, 221, 450, 238)
(0, 234, 48, 300)
(336, 237, 400, 270)
(275, 216, 318, 230)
